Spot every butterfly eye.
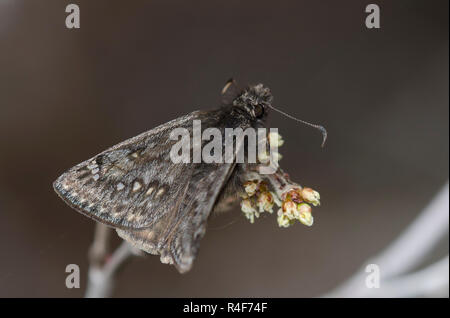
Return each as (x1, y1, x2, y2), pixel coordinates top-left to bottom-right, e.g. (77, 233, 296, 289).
(253, 104, 264, 118)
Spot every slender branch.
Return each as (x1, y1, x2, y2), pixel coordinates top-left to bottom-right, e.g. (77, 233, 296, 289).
(324, 182, 449, 297)
(85, 224, 142, 298)
(366, 256, 449, 298)
(88, 223, 111, 267)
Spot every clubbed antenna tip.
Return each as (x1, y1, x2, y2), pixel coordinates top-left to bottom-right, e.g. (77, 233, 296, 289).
(267, 104, 328, 148)
(318, 125, 327, 148)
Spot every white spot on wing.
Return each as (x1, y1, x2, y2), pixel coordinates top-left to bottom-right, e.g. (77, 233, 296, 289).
(87, 162, 98, 170)
(156, 188, 165, 197)
(117, 182, 125, 191)
(132, 181, 142, 192)
(160, 255, 173, 264)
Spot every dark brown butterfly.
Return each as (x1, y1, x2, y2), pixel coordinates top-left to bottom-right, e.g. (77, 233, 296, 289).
(53, 79, 324, 273)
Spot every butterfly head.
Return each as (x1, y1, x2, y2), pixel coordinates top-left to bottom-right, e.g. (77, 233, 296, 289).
(232, 84, 273, 120)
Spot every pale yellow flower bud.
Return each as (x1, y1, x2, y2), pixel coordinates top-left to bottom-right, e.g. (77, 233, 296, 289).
(243, 180, 259, 197)
(282, 200, 297, 220)
(301, 188, 320, 206)
(268, 132, 284, 147)
(241, 199, 257, 223)
(240, 199, 255, 212)
(257, 191, 274, 213)
(277, 209, 291, 228)
(297, 203, 314, 226)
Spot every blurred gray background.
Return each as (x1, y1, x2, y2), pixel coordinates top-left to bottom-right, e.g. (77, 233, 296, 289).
(0, 0, 448, 297)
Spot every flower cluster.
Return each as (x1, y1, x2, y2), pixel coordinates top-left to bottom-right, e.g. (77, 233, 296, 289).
(240, 180, 321, 228)
(240, 132, 321, 228)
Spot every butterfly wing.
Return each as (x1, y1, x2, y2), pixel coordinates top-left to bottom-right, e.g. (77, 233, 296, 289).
(54, 105, 251, 272)
(117, 161, 236, 273)
(54, 109, 224, 230)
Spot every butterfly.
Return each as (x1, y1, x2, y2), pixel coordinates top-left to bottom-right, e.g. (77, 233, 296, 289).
(53, 79, 324, 273)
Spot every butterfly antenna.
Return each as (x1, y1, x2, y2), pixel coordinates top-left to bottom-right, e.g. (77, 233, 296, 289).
(268, 105, 327, 147)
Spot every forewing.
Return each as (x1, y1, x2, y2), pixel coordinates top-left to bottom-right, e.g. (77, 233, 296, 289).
(53, 110, 218, 229)
(54, 104, 251, 272)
